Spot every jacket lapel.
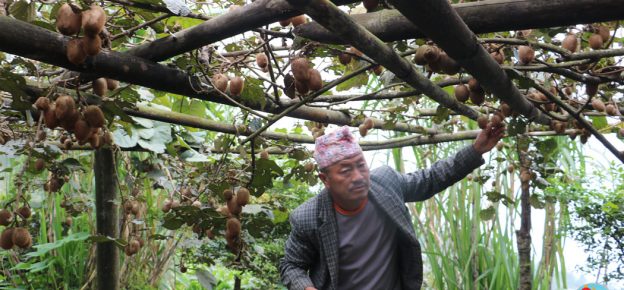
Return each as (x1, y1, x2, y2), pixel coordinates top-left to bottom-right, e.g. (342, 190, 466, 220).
(317, 190, 339, 289)
(369, 181, 419, 245)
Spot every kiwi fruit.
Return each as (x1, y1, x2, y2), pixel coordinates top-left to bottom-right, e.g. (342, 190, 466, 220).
(34, 158, 45, 172)
(54, 95, 76, 120)
(44, 104, 59, 129)
(92, 78, 108, 97)
(554, 121, 567, 134)
(518, 46, 535, 64)
(64, 216, 73, 226)
(170, 199, 180, 209)
(34, 97, 50, 111)
(17, 206, 31, 219)
(73, 119, 90, 142)
(469, 89, 485, 106)
(192, 200, 202, 208)
(307, 69, 323, 91)
(591, 99, 606, 112)
(236, 188, 250, 207)
(363, 0, 378, 10)
(89, 132, 102, 149)
(490, 50, 505, 64)
(507, 165, 515, 173)
(82, 4, 106, 37)
(278, 18, 291, 27)
(102, 131, 113, 145)
(304, 162, 315, 172)
(106, 79, 119, 90)
(606, 104, 618, 116)
(82, 35, 102, 56)
(467, 78, 480, 92)
(260, 150, 269, 159)
(66, 38, 87, 65)
(561, 34, 578, 52)
(349, 47, 364, 57)
(226, 218, 241, 237)
(597, 25, 610, 42)
(454, 84, 469, 103)
(131, 201, 140, 215)
(290, 15, 306, 27)
(56, 3, 82, 36)
(490, 114, 503, 126)
(125, 239, 140, 256)
(229, 76, 244, 96)
(161, 199, 172, 213)
(477, 115, 488, 129)
(359, 124, 368, 137)
(519, 171, 531, 183)
(564, 86, 574, 96)
(438, 53, 460, 75)
(223, 189, 234, 200)
(0, 228, 14, 249)
(586, 83, 598, 96)
(338, 52, 352, 65)
(295, 79, 309, 95)
(414, 45, 434, 65)
(64, 139, 73, 149)
(212, 74, 228, 92)
(12, 227, 32, 249)
(589, 34, 603, 50)
(256, 53, 268, 68)
(227, 197, 242, 215)
(283, 74, 296, 99)
(363, 117, 374, 130)
(291, 57, 310, 81)
(83, 105, 105, 128)
(0, 209, 12, 226)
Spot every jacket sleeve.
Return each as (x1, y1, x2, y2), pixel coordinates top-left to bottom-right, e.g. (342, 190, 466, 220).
(399, 145, 484, 202)
(279, 214, 317, 290)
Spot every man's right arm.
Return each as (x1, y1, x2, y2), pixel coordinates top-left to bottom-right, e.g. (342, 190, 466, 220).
(280, 218, 317, 290)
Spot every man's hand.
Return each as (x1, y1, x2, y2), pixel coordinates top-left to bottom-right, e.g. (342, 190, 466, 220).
(304, 287, 318, 290)
(473, 121, 506, 154)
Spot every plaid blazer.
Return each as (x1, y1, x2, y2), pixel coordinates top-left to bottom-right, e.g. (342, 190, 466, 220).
(280, 145, 484, 290)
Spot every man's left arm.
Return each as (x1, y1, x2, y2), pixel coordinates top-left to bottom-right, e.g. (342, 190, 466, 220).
(400, 122, 505, 202)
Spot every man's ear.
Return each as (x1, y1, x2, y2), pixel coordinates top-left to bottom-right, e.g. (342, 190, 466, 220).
(318, 171, 330, 189)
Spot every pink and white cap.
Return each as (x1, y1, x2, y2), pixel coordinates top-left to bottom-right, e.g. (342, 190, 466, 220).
(313, 126, 363, 169)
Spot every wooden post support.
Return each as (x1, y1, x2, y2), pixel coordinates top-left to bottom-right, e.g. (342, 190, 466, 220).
(516, 138, 532, 290)
(94, 148, 120, 290)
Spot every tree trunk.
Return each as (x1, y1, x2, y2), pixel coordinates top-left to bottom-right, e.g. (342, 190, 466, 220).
(295, 0, 624, 44)
(516, 140, 532, 290)
(94, 148, 120, 290)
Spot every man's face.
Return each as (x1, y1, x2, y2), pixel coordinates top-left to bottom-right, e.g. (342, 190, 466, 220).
(319, 153, 370, 209)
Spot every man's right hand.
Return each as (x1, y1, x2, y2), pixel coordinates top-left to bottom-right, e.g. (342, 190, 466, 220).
(304, 287, 318, 290)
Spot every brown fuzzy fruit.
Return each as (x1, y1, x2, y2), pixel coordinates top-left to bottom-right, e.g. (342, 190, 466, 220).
(490, 50, 505, 64)
(349, 47, 364, 57)
(125, 239, 140, 256)
(192, 200, 202, 208)
(0, 209, 12, 226)
(490, 114, 503, 126)
(500, 103, 512, 117)
(507, 165, 515, 173)
(518, 46, 535, 64)
(102, 131, 113, 145)
(82, 35, 101, 56)
(60, 109, 80, 131)
(229, 76, 244, 96)
(290, 15, 306, 27)
(35, 158, 45, 171)
(260, 150, 269, 159)
(227, 197, 242, 215)
(363, 0, 379, 10)
(363, 118, 374, 130)
(93, 78, 108, 97)
(520, 171, 531, 183)
(17, 206, 31, 219)
(283, 74, 296, 99)
(56, 3, 82, 36)
(467, 78, 480, 92)
(562, 34, 578, 53)
(131, 201, 140, 215)
(212, 74, 228, 92)
(454, 84, 469, 103)
(0, 228, 14, 250)
(307, 69, 323, 91)
(291, 58, 310, 81)
(295, 79, 309, 95)
(66, 38, 87, 65)
(226, 218, 241, 237)
(338, 53, 352, 65)
(44, 104, 59, 129)
(55, 95, 76, 120)
(372, 65, 383, 76)
(469, 90, 485, 106)
(236, 188, 250, 207)
(256, 53, 268, 68)
(83, 105, 105, 128)
(586, 83, 599, 97)
(64, 216, 73, 226)
(73, 119, 91, 142)
(606, 104, 618, 116)
(82, 5, 106, 37)
(12, 227, 32, 249)
(304, 162, 315, 172)
(161, 199, 172, 213)
(592, 99, 606, 112)
(35, 97, 50, 111)
(89, 133, 102, 149)
(223, 189, 234, 200)
(359, 124, 368, 137)
(477, 115, 489, 129)
(278, 18, 291, 27)
(414, 45, 440, 65)
(589, 34, 603, 50)
(106, 79, 119, 90)
(597, 25, 610, 43)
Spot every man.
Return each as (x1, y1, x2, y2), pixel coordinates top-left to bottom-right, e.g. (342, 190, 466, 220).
(280, 122, 505, 290)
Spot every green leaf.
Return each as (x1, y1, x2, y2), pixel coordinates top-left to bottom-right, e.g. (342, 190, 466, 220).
(479, 206, 496, 221)
(336, 61, 368, 91)
(9, 0, 36, 22)
(591, 116, 608, 130)
(196, 269, 216, 290)
(249, 158, 284, 197)
(535, 138, 558, 163)
(507, 118, 527, 136)
(240, 77, 266, 109)
(112, 125, 139, 148)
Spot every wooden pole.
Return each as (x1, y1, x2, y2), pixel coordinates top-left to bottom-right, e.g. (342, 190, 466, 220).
(516, 137, 532, 290)
(94, 148, 120, 290)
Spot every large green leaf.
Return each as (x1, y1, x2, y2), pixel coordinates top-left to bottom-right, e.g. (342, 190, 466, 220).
(249, 158, 284, 196)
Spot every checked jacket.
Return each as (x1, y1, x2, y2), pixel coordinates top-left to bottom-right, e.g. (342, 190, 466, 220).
(279, 145, 485, 290)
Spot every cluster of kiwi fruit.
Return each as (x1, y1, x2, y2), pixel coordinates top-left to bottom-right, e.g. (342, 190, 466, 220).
(358, 117, 374, 137)
(217, 187, 250, 254)
(92, 77, 119, 97)
(289, 57, 323, 96)
(0, 207, 33, 250)
(476, 112, 504, 130)
(310, 122, 326, 140)
(518, 167, 534, 191)
(591, 98, 619, 116)
(56, 3, 106, 65)
(588, 25, 610, 50)
(212, 74, 244, 97)
(455, 78, 485, 105)
(34, 95, 111, 149)
(278, 14, 307, 27)
(413, 44, 460, 75)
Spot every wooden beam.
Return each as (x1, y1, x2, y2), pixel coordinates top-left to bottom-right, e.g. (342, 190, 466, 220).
(388, 0, 551, 125)
(295, 0, 624, 44)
